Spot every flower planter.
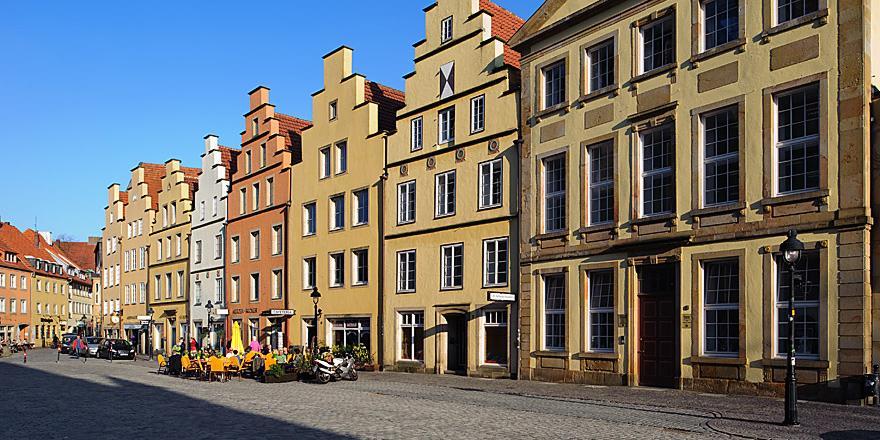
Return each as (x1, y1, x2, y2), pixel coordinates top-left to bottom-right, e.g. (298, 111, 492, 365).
(357, 364, 375, 372)
(262, 372, 299, 383)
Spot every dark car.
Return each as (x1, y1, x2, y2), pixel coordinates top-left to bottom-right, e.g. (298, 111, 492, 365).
(59, 333, 79, 354)
(97, 339, 135, 360)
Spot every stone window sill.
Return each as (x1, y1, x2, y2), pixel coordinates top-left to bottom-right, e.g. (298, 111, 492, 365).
(631, 212, 676, 226)
(759, 189, 828, 211)
(574, 351, 618, 360)
(533, 102, 571, 121)
(690, 38, 746, 65)
(761, 358, 828, 369)
(575, 85, 618, 106)
(690, 355, 745, 366)
(690, 202, 746, 220)
(630, 63, 676, 86)
(534, 230, 569, 242)
(761, 9, 829, 42)
(531, 350, 569, 359)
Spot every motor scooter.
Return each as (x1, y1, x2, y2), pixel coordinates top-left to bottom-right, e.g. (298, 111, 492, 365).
(311, 352, 359, 383)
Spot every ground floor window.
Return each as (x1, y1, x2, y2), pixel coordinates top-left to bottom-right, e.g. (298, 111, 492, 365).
(399, 311, 424, 361)
(331, 318, 370, 351)
(776, 251, 820, 358)
(588, 270, 614, 352)
(543, 274, 566, 351)
(703, 259, 739, 356)
(248, 318, 259, 345)
(483, 310, 507, 365)
(303, 318, 316, 349)
(267, 319, 284, 349)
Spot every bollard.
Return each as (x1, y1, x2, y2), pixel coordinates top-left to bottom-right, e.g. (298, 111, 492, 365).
(56, 347, 60, 363)
(23, 351, 27, 364)
(872, 365, 879, 406)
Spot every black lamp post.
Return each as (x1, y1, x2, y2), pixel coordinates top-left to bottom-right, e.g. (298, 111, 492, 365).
(779, 229, 804, 426)
(146, 307, 154, 361)
(205, 301, 214, 351)
(80, 315, 87, 337)
(310, 287, 321, 355)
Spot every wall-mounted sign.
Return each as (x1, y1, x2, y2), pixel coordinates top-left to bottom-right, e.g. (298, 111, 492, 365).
(487, 292, 516, 302)
(681, 314, 692, 329)
(136, 315, 152, 321)
(111, 316, 120, 324)
(216, 309, 229, 316)
(265, 309, 296, 316)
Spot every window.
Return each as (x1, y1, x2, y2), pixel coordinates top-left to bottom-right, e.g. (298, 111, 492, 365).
(703, 106, 739, 206)
(177, 271, 184, 298)
(352, 249, 368, 286)
(250, 230, 260, 260)
(398, 181, 416, 224)
(154, 275, 161, 300)
(397, 250, 416, 293)
(483, 237, 508, 287)
(303, 257, 316, 289)
(777, 0, 819, 25)
(479, 159, 502, 209)
(245, 151, 252, 174)
(214, 278, 223, 303)
(587, 39, 614, 92)
(194, 281, 202, 305)
(231, 276, 240, 303)
(249, 273, 260, 301)
(140, 283, 146, 303)
(175, 234, 182, 256)
(20, 300, 26, 314)
(251, 117, 259, 138)
(775, 84, 820, 195)
(162, 206, 168, 227)
(640, 124, 675, 216)
(214, 234, 222, 260)
(271, 225, 282, 256)
(329, 100, 337, 120)
(543, 154, 566, 232)
(438, 107, 455, 144)
(435, 170, 456, 217)
(0, 273, 4, 287)
(195, 240, 203, 264)
(157, 240, 163, 261)
(252, 183, 260, 211)
(440, 16, 453, 42)
(231, 236, 240, 263)
(440, 243, 463, 290)
(543, 274, 566, 351)
(542, 61, 566, 109)
(239, 188, 246, 214)
(640, 16, 675, 73)
(587, 141, 614, 225)
(587, 270, 615, 352)
(703, 259, 739, 356)
(199, 201, 205, 221)
(0, 299, 4, 313)
(702, 0, 739, 50)
(776, 252, 820, 358)
(171, 203, 177, 224)
(260, 143, 267, 168)
(330, 195, 345, 230)
(335, 142, 347, 174)
(330, 252, 344, 287)
(319, 147, 331, 179)
(303, 202, 317, 236)
(137, 219, 143, 236)
(411, 117, 423, 151)
(483, 311, 508, 365)
(165, 274, 172, 299)
(271, 269, 283, 300)
(266, 177, 274, 207)
(399, 311, 424, 361)
(470, 95, 485, 133)
(211, 196, 218, 217)
(331, 319, 371, 350)
(353, 189, 369, 226)
(9, 299, 15, 314)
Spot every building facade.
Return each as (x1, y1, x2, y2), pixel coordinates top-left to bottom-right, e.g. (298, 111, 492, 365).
(381, 0, 523, 377)
(53, 238, 99, 336)
(288, 47, 404, 359)
(119, 163, 163, 352)
(226, 87, 310, 350)
(511, 0, 876, 401)
(0, 235, 31, 343)
(100, 184, 127, 339)
(190, 135, 238, 350)
(148, 160, 199, 354)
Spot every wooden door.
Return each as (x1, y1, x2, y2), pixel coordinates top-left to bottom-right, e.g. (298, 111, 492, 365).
(638, 264, 678, 388)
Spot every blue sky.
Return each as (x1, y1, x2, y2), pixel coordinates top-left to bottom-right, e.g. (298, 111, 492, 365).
(0, 0, 537, 240)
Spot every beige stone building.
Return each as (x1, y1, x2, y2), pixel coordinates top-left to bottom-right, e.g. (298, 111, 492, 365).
(511, 0, 877, 402)
(100, 184, 127, 339)
(148, 160, 199, 354)
(289, 47, 404, 360)
(381, 0, 523, 377)
(120, 163, 164, 352)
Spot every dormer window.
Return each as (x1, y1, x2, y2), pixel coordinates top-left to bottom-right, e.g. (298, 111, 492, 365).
(251, 117, 259, 138)
(329, 100, 338, 121)
(441, 16, 453, 43)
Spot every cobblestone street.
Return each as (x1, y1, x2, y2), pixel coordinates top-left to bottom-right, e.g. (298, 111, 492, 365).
(1, 350, 877, 439)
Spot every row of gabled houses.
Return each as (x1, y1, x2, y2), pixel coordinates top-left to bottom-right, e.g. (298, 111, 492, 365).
(91, 0, 880, 404)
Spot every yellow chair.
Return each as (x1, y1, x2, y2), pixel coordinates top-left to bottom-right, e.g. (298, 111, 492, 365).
(264, 355, 277, 371)
(180, 355, 191, 378)
(225, 357, 242, 381)
(209, 356, 226, 382)
(157, 354, 168, 375)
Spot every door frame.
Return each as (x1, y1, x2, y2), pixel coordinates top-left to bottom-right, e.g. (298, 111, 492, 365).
(632, 261, 680, 388)
(438, 309, 469, 375)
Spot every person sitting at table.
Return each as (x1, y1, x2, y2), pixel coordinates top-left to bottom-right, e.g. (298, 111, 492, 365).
(274, 349, 286, 364)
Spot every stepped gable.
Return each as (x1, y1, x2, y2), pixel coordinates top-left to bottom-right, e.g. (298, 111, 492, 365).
(218, 146, 240, 181)
(480, 0, 525, 68)
(276, 113, 312, 164)
(365, 81, 406, 133)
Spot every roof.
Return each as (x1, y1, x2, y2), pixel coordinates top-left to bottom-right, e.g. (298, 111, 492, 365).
(119, 191, 129, 205)
(0, 223, 59, 277)
(181, 166, 201, 200)
(52, 241, 97, 271)
(480, 0, 525, 68)
(276, 113, 313, 164)
(364, 81, 406, 133)
(218, 146, 241, 181)
(0, 234, 31, 273)
(138, 163, 166, 211)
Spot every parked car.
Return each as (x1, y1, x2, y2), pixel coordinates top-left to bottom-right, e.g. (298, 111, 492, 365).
(97, 339, 135, 360)
(85, 337, 103, 357)
(59, 333, 78, 354)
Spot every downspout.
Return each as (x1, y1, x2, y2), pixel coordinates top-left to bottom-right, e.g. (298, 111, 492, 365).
(283, 200, 291, 348)
(869, 91, 880, 368)
(377, 133, 388, 370)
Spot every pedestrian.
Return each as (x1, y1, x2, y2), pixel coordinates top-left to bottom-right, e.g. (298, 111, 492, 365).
(189, 337, 198, 353)
(52, 335, 59, 349)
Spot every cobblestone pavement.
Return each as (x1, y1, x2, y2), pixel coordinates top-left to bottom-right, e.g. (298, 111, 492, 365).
(1, 350, 877, 439)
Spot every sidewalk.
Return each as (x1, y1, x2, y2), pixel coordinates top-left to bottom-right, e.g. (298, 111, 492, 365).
(360, 371, 880, 439)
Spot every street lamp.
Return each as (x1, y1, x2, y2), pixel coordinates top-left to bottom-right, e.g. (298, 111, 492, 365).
(146, 307, 154, 361)
(80, 315, 87, 337)
(205, 301, 214, 351)
(779, 229, 804, 426)
(310, 287, 321, 355)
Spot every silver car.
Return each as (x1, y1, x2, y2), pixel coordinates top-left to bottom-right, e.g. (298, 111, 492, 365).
(85, 337, 102, 357)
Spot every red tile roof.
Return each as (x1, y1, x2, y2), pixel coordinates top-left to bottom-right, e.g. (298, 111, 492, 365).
(181, 166, 201, 200)
(138, 163, 167, 211)
(218, 146, 240, 181)
(52, 241, 97, 271)
(276, 113, 312, 164)
(0, 224, 60, 277)
(0, 234, 31, 273)
(119, 191, 129, 205)
(365, 81, 406, 133)
(480, 0, 525, 68)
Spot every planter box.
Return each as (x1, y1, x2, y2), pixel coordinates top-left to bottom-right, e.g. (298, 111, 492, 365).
(262, 372, 299, 383)
(358, 364, 375, 372)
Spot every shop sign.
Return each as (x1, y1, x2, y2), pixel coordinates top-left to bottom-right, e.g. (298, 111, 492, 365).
(487, 292, 516, 302)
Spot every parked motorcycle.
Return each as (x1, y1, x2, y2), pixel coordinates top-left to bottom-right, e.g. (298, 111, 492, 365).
(311, 353, 358, 384)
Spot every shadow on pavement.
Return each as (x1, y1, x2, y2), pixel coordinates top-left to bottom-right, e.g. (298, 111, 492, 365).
(0, 362, 353, 439)
(821, 431, 880, 440)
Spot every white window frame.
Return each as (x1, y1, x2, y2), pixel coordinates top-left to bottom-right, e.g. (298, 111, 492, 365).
(700, 0, 739, 51)
(639, 15, 675, 74)
(639, 124, 675, 217)
(440, 16, 453, 43)
(303, 257, 316, 290)
(329, 252, 345, 287)
(481, 310, 508, 366)
(271, 269, 283, 300)
(353, 189, 369, 226)
(702, 259, 740, 357)
(772, 84, 821, 196)
(542, 61, 566, 109)
(231, 236, 240, 263)
(440, 243, 463, 290)
(303, 202, 317, 236)
(352, 249, 368, 286)
(483, 237, 508, 288)
(586, 141, 614, 225)
(542, 154, 566, 232)
(586, 39, 615, 93)
(398, 311, 424, 361)
(543, 274, 566, 351)
(438, 106, 455, 144)
(249, 273, 259, 302)
(397, 181, 416, 225)
(335, 141, 347, 175)
(214, 234, 223, 260)
(587, 269, 615, 353)
(774, 252, 821, 359)
(410, 117, 423, 151)
(397, 250, 416, 293)
(478, 159, 503, 209)
(435, 170, 456, 218)
(470, 94, 485, 134)
(271, 224, 282, 256)
(330, 195, 345, 231)
(700, 106, 740, 207)
(250, 230, 260, 260)
(319, 147, 332, 179)
(775, 0, 820, 26)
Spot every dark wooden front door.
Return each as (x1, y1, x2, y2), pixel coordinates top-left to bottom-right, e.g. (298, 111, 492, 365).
(446, 314, 467, 374)
(638, 264, 678, 388)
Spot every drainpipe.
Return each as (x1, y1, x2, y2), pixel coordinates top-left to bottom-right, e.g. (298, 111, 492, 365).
(282, 200, 291, 348)
(377, 133, 388, 370)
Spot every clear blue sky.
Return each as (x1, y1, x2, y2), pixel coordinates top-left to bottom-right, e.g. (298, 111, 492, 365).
(0, 0, 537, 240)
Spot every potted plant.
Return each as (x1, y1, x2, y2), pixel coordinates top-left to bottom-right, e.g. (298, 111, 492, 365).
(262, 363, 298, 383)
